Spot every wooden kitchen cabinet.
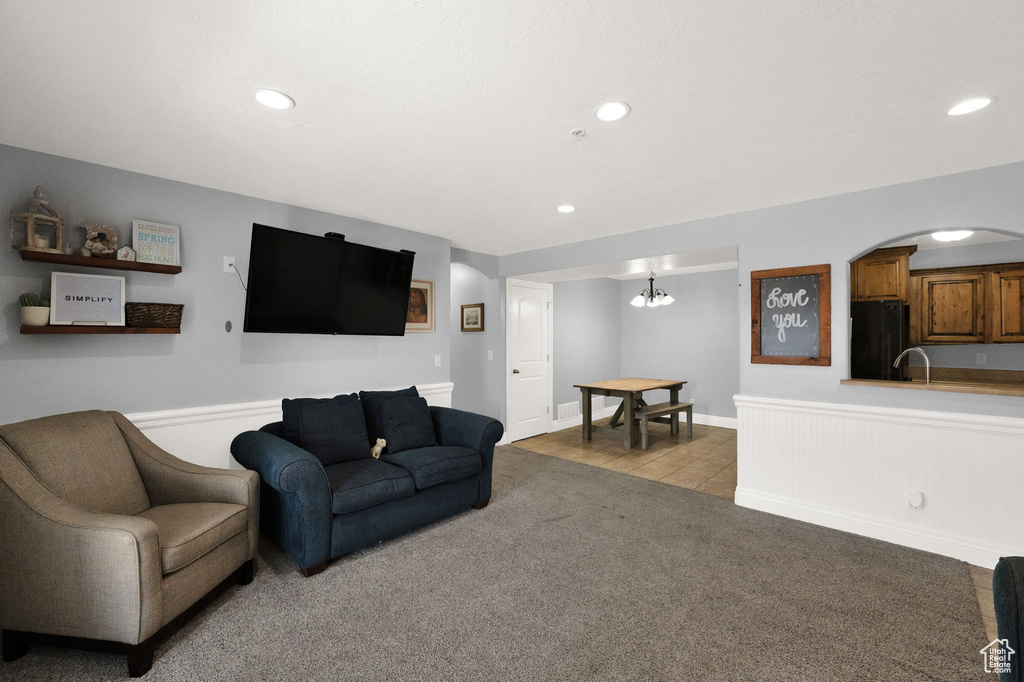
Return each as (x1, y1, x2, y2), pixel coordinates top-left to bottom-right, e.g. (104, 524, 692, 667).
(850, 246, 917, 302)
(989, 269, 1024, 343)
(918, 272, 986, 344)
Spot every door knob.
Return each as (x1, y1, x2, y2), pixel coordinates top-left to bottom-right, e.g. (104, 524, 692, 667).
(512, 369, 520, 374)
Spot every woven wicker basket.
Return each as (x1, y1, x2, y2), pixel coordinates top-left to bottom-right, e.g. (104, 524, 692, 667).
(126, 302, 184, 328)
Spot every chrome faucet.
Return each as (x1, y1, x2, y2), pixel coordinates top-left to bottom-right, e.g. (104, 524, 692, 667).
(893, 346, 930, 384)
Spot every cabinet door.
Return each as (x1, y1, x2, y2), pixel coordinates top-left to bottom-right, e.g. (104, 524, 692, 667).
(920, 273, 986, 344)
(907, 274, 922, 345)
(852, 247, 914, 301)
(989, 270, 1024, 343)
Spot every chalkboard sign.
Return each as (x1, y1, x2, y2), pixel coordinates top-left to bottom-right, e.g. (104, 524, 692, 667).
(750, 264, 831, 366)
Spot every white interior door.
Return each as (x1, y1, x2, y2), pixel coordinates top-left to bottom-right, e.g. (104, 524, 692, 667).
(506, 279, 553, 442)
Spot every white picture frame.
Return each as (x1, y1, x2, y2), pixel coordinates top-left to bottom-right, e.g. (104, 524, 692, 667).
(132, 219, 181, 266)
(50, 271, 125, 326)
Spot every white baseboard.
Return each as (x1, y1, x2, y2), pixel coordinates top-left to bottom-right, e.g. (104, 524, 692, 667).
(126, 382, 455, 470)
(735, 487, 1012, 569)
(692, 413, 737, 430)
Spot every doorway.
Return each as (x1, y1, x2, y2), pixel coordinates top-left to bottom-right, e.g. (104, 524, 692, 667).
(505, 279, 553, 442)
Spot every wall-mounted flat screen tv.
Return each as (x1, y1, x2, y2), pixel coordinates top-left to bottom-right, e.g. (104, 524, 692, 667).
(243, 224, 415, 335)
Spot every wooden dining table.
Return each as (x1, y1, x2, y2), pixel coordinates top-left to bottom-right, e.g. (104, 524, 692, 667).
(573, 378, 687, 449)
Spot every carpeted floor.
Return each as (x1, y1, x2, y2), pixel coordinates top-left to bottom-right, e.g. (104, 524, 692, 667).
(1, 446, 988, 681)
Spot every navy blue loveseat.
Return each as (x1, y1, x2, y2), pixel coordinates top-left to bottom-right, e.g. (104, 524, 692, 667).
(230, 387, 503, 576)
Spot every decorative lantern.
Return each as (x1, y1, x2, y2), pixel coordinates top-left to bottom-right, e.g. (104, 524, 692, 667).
(11, 186, 64, 254)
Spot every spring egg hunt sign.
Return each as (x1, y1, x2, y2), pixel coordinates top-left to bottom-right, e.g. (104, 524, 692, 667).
(133, 220, 180, 266)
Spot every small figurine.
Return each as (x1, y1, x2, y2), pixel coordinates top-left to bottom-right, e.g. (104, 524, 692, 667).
(117, 246, 137, 262)
(80, 222, 118, 259)
(371, 438, 386, 459)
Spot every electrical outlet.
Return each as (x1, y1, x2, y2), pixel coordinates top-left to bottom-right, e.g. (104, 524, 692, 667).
(976, 353, 987, 365)
(223, 256, 236, 273)
(434, 355, 442, 368)
(487, 350, 494, 360)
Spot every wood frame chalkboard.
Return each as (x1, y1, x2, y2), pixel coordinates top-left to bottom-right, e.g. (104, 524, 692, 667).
(750, 264, 831, 366)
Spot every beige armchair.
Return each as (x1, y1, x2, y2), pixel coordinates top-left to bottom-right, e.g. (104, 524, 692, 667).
(0, 410, 259, 677)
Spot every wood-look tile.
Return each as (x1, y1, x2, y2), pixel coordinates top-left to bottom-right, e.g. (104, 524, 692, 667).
(971, 566, 995, 591)
(695, 478, 738, 500)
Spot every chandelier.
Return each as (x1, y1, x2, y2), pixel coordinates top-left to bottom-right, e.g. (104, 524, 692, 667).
(630, 271, 674, 307)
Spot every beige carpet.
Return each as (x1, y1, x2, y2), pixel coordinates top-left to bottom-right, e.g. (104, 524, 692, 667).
(0, 446, 988, 681)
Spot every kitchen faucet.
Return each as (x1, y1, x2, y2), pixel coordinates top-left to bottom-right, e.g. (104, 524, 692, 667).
(893, 347, 930, 384)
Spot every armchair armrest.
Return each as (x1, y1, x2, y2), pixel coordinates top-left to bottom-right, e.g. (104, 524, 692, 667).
(230, 430, 332, 571)
(0, 443, 163, 645)
(111, 412, 260, 559)
(430, 407, 503, 505)
(994, 556, 1023, 676)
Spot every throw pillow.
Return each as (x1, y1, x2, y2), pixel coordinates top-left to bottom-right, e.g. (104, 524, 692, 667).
(281, 393, 369, 466)
(359, 386, 419, 452)
(380, 396, 437, 454)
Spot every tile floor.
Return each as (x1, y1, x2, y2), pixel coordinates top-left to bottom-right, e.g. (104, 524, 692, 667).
(514, 416, 999, 642)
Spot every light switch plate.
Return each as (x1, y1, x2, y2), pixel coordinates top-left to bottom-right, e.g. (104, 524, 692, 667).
(434, 355, 442, 368)
(487, 350, 494, 360)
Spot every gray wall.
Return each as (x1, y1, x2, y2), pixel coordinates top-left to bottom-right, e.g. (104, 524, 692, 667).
(449, 261, 503, 421)
(620, 269, 740, 418)
(908, 238, 1024, 270)
(501, 161, 1024, 419)
(1, 144, 452, 423)
(552, 278, 622, 412)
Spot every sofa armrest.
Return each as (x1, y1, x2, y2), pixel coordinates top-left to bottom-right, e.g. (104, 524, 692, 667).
(0, 443, 163, 644)
(111, 412, 260, 559)
(994, 555, 1024, 678)
(230, 430, 332, 571)
(430, 407, 503, 504)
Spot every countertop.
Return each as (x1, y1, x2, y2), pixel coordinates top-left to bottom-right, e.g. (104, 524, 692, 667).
(840, 378, 1024, 398)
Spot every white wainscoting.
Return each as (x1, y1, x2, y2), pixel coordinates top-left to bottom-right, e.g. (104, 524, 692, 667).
(734, 395, 1024, 569)
(126, 382, 454, 470)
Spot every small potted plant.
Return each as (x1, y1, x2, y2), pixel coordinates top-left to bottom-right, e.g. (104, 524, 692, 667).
(19, 293, 50, 327)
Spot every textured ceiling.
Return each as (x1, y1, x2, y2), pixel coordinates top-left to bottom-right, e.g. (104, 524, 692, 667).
(1, 1, 1022, 256)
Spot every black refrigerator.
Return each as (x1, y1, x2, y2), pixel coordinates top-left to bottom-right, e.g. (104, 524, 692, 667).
(850, 300, 910, 381)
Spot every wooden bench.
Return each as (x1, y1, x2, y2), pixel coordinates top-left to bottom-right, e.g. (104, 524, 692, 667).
(633, 401, 693, 450)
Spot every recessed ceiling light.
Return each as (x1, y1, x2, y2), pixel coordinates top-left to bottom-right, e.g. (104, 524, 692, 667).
(557, 205, 576, 213)
(946, 97, 993, 116)
(932, 230, 974, 242)
(595, 101, 630, 122)
(254, 89, 295, 110)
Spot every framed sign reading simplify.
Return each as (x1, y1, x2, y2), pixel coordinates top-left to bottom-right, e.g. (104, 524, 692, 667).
(750, 264, 831, 366)
(50, 271, 126, 326)
(132, 220, 181, 266)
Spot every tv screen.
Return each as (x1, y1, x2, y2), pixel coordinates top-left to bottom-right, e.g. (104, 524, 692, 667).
(243, 224, 415, 335)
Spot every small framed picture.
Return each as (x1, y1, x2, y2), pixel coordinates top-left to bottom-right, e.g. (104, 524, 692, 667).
(406, 279, 434, 333)
(117, 246, 137, 262)
(132, 219, 180, 266)
(461, 303, 484, 332)
(50, 271, 125, 326)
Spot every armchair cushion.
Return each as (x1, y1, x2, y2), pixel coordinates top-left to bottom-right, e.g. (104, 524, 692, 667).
(282, 393, 369, 466)
(380, 396, 437, 454)
(136, 502, 247, 574)
(324, 459, 415, 514)
(382, 445, 481, 490)
(359, 386, 418, 454)
(0, 410, 150, 516)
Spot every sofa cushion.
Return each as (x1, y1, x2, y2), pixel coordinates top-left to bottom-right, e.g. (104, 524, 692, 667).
(0, 410, 151, 516)
(324, 459, 415, 514)
(380, 396, 437, 454)
(382, 445, 481, 490)
(136, 502, 248, 574)
(282, 393, 369, 466)
(359, 386, 418, 454)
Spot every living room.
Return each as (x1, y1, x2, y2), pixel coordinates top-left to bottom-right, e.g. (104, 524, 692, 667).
(1, 2, 1022, 680)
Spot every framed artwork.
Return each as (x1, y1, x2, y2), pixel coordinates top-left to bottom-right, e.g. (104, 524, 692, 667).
(406, 279, 434, 333)
(461, 303, 484, 332)
(750, 264, 831, 366)
(132, 219, 181, 266)
(50, 271, 125, 326)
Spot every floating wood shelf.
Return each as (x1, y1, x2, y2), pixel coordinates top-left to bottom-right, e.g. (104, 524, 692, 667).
(18, 249, 182, 275)
(20, 325, 180, 335)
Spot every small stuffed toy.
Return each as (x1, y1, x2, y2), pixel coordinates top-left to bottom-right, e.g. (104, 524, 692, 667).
(371, 438, 386, 459)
